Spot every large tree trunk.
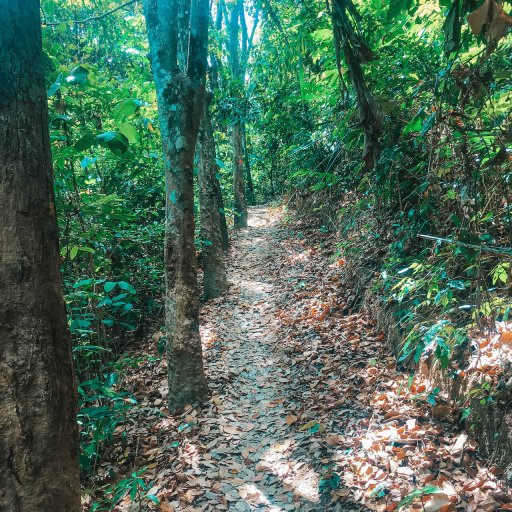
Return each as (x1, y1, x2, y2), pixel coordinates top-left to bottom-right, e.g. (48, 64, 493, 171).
(198, 102, 228, 299)
(143, 0, 209, 411)
(0, 2, 80, 510)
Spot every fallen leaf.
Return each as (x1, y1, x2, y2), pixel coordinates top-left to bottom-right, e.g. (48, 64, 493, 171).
(286, 414, 298, 426)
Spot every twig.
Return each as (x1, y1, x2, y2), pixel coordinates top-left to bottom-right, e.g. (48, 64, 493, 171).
(42, 0, 138, 26)
(418, 233, 512, 258)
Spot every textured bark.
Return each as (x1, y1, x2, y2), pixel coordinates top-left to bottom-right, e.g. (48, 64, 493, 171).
(269, 154, 276, 197)
(232, 123, 248, 228)
(198, 102, 228, 299)
(0, 2, 80, 510)
(216, 174, 230, 251)
(228, 1, 248, 228)
(331, 0, 382, 170)
(143, 0, 209, 411)
(242, 125, 255, 205)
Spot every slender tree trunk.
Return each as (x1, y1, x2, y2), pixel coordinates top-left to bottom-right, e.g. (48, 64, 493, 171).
(228, 1, 248, 228)
(0, 2, 80, 510)
(270, 155, 276, 197)
(143, 0, 209, 411)
(242, 124, 255, 205)
(215, 174, 230, 251)
(331, 0, 382, 170)
(232, 124, 248, 227)
(198, 101, 228, 299)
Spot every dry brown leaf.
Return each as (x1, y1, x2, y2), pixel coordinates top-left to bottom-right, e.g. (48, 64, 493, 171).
(160, 501, 175, 512)
(500, 331, 512, 343)
(286, 414, 298, 426)
(467, 0, 512, 45)
(432, 404, 451, 419)
(422, 492, 451, 512)
(222, 425, 242, 435)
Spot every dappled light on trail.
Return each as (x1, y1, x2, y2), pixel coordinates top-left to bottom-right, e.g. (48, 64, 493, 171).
(90, 206, 512, 511)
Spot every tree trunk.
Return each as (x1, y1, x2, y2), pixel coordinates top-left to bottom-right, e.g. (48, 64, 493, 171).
(0, 2, 80, 510)
(215, 174, 230, 251)
(242, 124, 255, 205)
(270, 154, 276, 197)
(331, 0, 382, 170)
(232, 123, 248, 228)
(143, 0, 209, 411)
(228, 1, 248, 228)
(198, 102, 228, 299)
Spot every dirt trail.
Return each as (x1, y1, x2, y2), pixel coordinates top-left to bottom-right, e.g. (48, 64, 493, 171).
(197, 206, 322, 511)
(98, 206, 512, 512)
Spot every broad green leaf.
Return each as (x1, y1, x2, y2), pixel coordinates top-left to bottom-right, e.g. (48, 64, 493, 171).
(403, 108, 425, 135)
(96, 131, 130, 154)
(48, 73, 62, 96)
(66, 65, 89, 85)
(104, 281, 117, 293)
(118, 281, 136, 294)
(118, 123, 140, 144)
(80, 156, 98, 169)
(112, 99, 140, 122)
(75, 133, 97, 151)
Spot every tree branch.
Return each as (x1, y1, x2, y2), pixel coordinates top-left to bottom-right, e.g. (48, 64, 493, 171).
(42, 0, 138, 26)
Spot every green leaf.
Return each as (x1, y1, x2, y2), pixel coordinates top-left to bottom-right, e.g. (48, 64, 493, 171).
(69, 246, 79, 260)
(461, 407, 471, 420)
(118, 123, 140, 144)
(112, 99, 141, 122)
(104, 281, 117, 293)
(447, 280, 465, 290)
(491, 263, 509, 285)
(48, 73, 62, 97)
(387, 0, 413, 20)
(73, 278, 94, 289)
(398, 486, 441, 509)
(403, 108, 425, 135)
(80, 156, 98, 169)
(75, 133, 97, 151)
(96, 131, 130, 154)
(96, 131, 118, 142)
(66, 65, 89, 85)
(147, 493, 159, 505)
(118, 281, 136, 294)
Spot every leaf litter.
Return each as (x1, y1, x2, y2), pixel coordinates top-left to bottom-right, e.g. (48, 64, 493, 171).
(84, 206, 512, 512)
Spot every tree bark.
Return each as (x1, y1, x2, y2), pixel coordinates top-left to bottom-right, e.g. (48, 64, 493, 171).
(242, 124, 256, 205)
(198, 100, 228, 299)
(232, 123, 248, 228)
(0, 2, 80, 510)
(143, 0, 209, 411)
(228, 1, 248, 228)
(331, 0, 382, 170)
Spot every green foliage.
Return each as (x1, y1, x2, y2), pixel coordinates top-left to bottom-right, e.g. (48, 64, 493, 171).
(250, 0, 512, 374)
(91, 468, 159, 511)
(77, 373, 137, 473)
(319, 465, 341, 494)
(40, 0, 512, 484)
(42, 0, 166, 478)
(397, 485, 441, 509)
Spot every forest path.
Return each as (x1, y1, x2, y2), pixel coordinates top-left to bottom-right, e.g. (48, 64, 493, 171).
(104, 205, 511, 512)
(197, 206, 322, 511)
